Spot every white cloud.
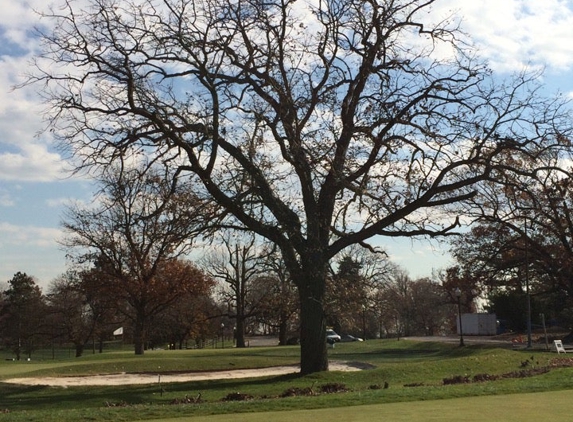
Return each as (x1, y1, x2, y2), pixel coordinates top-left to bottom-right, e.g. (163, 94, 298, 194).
(0, 221, 65, 287)
(0, 230, 67, 288)
(0, 188, 15, 206)
(0, 1, 52, 47)
(0, 142, 66, 181)
(437, 0, 573, 73)
(0, 222, 63, 247)
(373, 236, 453, 277)
(45, 196, 73, 208)
(0, 55, 68, 182)
(0, 2, 70, 184)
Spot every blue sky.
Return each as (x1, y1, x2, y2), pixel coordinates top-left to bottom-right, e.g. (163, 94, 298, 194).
(2, 0, 573, 289)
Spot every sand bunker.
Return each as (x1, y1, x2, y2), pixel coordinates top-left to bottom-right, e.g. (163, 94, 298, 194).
(3, 361, 369, 387)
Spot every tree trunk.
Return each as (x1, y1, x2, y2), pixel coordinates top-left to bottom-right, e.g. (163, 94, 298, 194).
(298, 268, 328, 374)
(177, 333, 187, 350)
(134, 312, 146, 355)
(75, 343, 84, 358)
(278, 313, 288, 346)
(235, 316, 246, 348)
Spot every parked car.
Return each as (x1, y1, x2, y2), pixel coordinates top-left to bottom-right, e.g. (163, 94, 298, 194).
(340, 334, 363, 342)
(326, 329, 341, 343)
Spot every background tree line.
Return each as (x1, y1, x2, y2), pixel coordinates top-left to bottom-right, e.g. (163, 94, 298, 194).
(1, 242, 459, 360)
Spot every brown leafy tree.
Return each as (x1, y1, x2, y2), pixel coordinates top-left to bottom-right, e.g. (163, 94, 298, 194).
(147, 265, 216, 350)
(449, 222, 546, 332)
(408, 277, 450, 336)
(326, 256, 368, 336)
(32, 0, 572, 373)
(439, 266, 481, 314)
(62, 166, 205, 354)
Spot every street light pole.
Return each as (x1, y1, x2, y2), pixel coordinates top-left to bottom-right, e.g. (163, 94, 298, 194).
(524, 218, 532, 349)
(221, 323, 225, 349)
(455, 288, 465, 347)
(362, 305, 366, 341)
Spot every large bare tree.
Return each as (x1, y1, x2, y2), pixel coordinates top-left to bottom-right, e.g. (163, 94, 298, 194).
(32, 0, 572, 373)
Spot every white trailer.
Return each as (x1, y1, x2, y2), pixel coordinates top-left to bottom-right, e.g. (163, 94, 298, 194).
(457, 313, 497, 336)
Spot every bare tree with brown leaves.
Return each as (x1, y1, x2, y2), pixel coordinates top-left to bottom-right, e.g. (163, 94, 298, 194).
(61, 165, 206, 354)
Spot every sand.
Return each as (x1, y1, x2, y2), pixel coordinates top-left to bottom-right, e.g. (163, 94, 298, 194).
(3, 361, 367, 387)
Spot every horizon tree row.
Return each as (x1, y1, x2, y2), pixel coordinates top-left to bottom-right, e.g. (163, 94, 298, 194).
(1, 249, 462, 359)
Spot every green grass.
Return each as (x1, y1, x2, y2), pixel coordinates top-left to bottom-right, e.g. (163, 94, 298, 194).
(147, 390, 573, 422)
(0, 346, 301, 378)
(1, 339, 572, 421)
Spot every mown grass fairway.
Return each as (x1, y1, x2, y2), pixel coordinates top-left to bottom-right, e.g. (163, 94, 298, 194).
(1, 339, 572, 421)
(155, 390, 573, 422)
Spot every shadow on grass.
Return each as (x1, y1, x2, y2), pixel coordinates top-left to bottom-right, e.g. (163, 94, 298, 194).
(331, 342, 502, 364)
(0, 372, 306, 412)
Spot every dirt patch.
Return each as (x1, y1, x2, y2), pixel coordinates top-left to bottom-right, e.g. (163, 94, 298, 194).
(2, 361, 369, 387)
